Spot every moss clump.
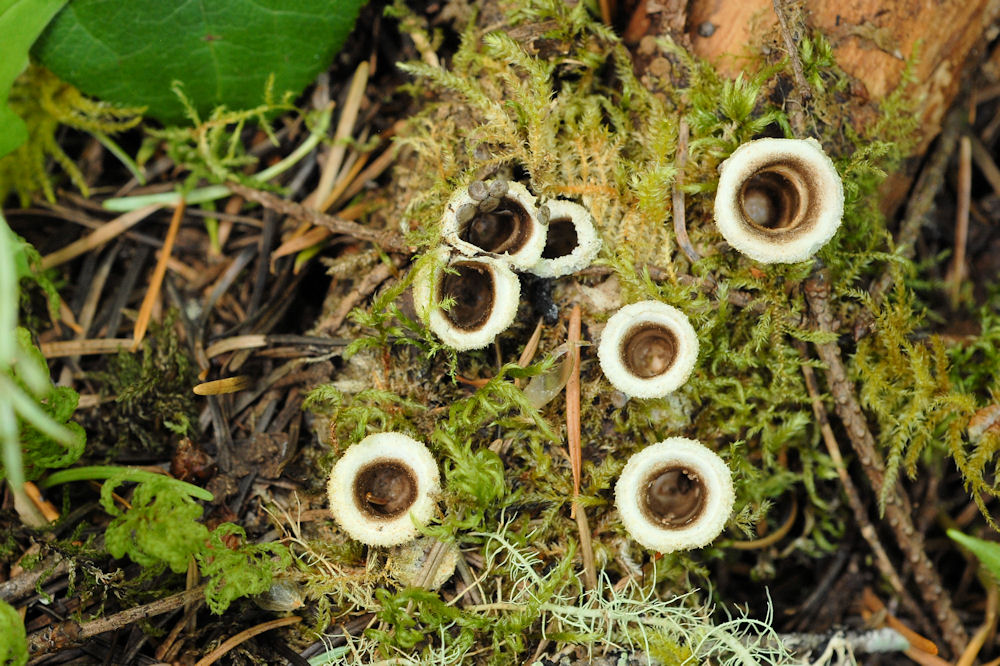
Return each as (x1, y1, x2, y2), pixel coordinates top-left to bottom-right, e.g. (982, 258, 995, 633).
(90, 314, 197, 453)
(0, 65, 142, 205)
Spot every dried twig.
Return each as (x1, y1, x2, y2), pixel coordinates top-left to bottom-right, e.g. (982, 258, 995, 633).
(226, 181, 410, 254)
(805, 270, 968, 655)
(771, 0, 811, 135)
(40, 204, 162, 269)
(947, 135, 972, 307)
(799, 347, 935, 639)
(192, 615, 301, 666)
(672, 118, 700, 263)
(28, 588, 205, 656)
(312, 256, 405, 335)
(869, 107, 964, 303)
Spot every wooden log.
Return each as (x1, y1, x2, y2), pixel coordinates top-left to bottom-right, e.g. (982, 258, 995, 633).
(685, 0, 1000, 150)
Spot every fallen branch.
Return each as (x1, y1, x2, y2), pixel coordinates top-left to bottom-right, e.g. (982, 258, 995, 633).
(804, 269, 968, 656)
(226, 181, 411, 254)
(28, 588, 205, 656)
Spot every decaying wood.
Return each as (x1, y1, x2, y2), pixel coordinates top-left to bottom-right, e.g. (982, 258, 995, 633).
(687, 0, 1000, 151)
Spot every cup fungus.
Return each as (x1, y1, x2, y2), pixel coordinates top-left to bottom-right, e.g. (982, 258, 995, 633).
(615, 437, 734, 552)
(441, 179, 546, 270)
(328, 432, 441, 547)
(597, 301, 698, 399)
(527, 200, 603, 278)
(412, 247, 521, 351)
(713, 137, 844, 264)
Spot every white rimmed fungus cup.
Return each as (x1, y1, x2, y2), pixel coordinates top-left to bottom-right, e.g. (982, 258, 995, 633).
(441, 179, 546, 270)
(713, 137, 844, 263)
(615, 437, 734, 552)
(527, 200, 602, 278)
(597, 301, 698, 399)
(412, 247, 521, 351)
(328, 432, 440, 547)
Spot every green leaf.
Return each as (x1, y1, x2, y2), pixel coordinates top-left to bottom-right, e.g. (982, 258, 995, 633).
(0, 598, 28, 666)
(0, 0, 67, 158)
(33, 0, 367, 124)
(948, 529, 1000, 582)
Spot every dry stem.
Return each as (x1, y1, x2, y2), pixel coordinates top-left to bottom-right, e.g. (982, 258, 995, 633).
(805, 270, 968, 655)
(226, 182, 410, 254)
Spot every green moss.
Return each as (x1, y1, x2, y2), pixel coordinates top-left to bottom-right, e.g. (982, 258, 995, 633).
(0, 65, 142, 206)
(90, 314, 197, 453)
(297, 1, 974, 662)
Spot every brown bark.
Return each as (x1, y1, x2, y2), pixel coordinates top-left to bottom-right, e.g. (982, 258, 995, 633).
(686, 0, 1000, 149)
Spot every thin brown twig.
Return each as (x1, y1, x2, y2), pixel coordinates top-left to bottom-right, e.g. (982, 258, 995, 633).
(799, 347, 935, 639)
(226, 181, 410, 254)
(947, 135, 972, 307)
(804, 270, 968, 656)
(28, 588, 205, 656)
(133, 200, 186, 349)
(771, 0, 811, 136)
(312, 255, 405, 335)
(672, 118, 700, 263)
(869, 106, 964, 304)
(192, 615, 301, 666)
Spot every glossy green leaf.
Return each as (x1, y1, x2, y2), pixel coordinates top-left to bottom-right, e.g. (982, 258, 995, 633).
(0, 0, 67, 158)
(33, 0, 366, 124)
(949, 529, 1000, 582)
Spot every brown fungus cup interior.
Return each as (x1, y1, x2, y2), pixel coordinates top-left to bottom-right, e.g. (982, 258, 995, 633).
(458, 197, 532, 255)
(438, 261, 495, 331)
(640, 464, 706, 528)
(353, 459, 418, 520)
(541, 217, 578, 259)
(737, 160, 817, 234)
(619, 323, 678, 379)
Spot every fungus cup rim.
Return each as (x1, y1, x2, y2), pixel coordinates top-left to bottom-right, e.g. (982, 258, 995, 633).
(441, 180, 546, 270)
(615, 437, 734, 552)
(527, 199, 602, 278)
(412, 247, 521, 351)
(713, 137, 844, 264)
(597, 301, 699, 398)
(328, 432, 441, 547)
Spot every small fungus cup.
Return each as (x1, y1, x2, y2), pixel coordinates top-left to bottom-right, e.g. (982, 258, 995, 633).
(441, 179, 546, 270)
(597, 301, 698, 399)
(615, 437, 734, 553)
(328, 432, 441, 547)
(527, 200, 602, 278)
(713, 137, 844, 263)
(412, 248, 521, 351)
